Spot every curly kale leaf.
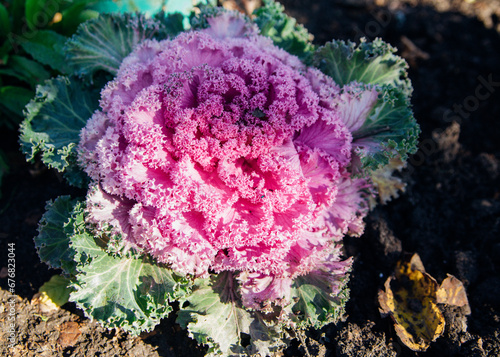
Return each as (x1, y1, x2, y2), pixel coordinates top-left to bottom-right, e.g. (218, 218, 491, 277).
(19, 76, 98, 187)
(314, 38, 413, 98)
(34, 195, 81, 276)
(287, 266, 351, 329)
(354, 86, 420, 170)
(314, 39, 419, 170)
(69, 214, 192, 335)
(177, 272, 284, 356)
(65, 13, 162, 82)
(253, 0, 315, 61)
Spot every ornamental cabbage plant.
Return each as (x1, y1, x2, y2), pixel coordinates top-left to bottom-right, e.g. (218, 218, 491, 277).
(20, 1, 419, 355)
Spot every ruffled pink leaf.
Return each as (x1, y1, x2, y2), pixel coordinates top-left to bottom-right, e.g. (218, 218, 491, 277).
(203, 11, 259, 39)
(336, 83, 379, 132)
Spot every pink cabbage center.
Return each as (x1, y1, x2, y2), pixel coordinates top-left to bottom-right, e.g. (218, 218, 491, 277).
(78, 23, 371, 307)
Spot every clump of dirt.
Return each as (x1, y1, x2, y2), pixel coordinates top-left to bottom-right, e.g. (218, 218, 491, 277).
(334, 321, 399, 357)
(0, 289, 159, 357)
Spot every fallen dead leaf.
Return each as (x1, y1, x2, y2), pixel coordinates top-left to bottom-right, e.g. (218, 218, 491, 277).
(378, 253, 446, 351)
(31, 292, 59, 313)
(370, 157, 407, 206)
(31, 275, 72, 313)
(57, 321, 82, 347)
(437, 274, 471, 314)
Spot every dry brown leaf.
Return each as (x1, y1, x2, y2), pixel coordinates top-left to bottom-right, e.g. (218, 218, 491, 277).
(407, 251, 426, 273)
(31, 275, 71, 313)
(437, 274, 471, 314)
(370, 157, 407, 205)
(378, 253, 446, 351)
(57, 321, 82, 347)
(31, 292, 59, 313)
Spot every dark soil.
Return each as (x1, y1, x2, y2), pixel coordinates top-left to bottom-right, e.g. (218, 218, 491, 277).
(1, 0, 499, 356)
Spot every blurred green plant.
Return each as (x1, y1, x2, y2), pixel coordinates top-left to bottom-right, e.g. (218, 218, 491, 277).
(1, 0, 93, 129)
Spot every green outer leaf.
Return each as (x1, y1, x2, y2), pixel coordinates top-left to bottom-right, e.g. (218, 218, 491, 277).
(19, 76, 99, 177)
(0, 3, 10, 38)
(153, 11, 186, 39)
(189, 4, 225, 30)
(65, 13, 162, 81)
(314, 38, 412, 98)
(288, 272, 350, 329)
(69, 226, 190, 334)
(18, 30, 70, 73)
(247, 312, 286, 357)
(0, 86, 34, 118)
(177, 273, 250, 356)
(34, 195, 79, 275)
(69, 217, 103, 266)
(313, 38, 419, 170)
(177, 272, 283, 356)
(355, 86, 420, 170)
(71, 255, 163, 334)
(62, 155, 90, 188)
(25, 0, 63, 30)
(253, 0, 315, 61)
